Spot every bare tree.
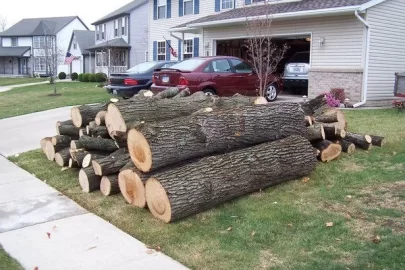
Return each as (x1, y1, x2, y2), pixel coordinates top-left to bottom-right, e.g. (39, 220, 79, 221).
(244, 2, 288, 97)
(0, 15, 7, 32)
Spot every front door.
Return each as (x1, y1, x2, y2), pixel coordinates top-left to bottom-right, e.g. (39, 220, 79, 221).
(20, 58, 27, 74)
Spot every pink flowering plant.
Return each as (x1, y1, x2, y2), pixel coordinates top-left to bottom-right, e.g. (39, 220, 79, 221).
(325, 92, 340, 107)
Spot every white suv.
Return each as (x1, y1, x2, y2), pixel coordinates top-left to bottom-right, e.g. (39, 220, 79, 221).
(282, 51, 310, 94)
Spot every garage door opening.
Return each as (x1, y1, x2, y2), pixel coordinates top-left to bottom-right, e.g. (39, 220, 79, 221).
(216, 35, 311, 95)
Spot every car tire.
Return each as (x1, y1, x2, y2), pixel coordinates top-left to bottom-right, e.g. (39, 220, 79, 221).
(203, 88, 216, 96)
(265, 83, 278, 102)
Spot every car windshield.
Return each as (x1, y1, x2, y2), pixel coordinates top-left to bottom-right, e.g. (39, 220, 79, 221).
(289, 52, 310, 63)
(126, 62, 158, 73)
(168, 58, 206, 71)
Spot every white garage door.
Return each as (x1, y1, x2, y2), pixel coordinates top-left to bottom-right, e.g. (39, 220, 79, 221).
(71, 59, 82, 74)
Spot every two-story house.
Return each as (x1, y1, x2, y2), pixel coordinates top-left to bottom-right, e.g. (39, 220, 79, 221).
(88, 0, 149, 75)
(67, 30, 96, 74)
(151, 0, 405, 107)
(0, 16, 88, 76)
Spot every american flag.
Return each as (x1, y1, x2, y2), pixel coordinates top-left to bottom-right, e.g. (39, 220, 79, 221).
(164, 38, 177, 58)
(64, 51, 76, 64)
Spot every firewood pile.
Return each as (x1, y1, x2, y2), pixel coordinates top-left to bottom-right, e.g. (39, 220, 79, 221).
(40, 89, 385, 223)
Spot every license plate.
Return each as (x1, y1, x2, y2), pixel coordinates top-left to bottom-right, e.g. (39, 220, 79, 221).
(162, 76, 169, 83)
(113, 90, 117, 95)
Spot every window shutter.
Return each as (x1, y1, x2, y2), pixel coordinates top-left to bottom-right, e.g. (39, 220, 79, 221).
(245, 0, 252, 5)
(153, 0, 157, 20)
(179, 0, 184, 17)
(167, 0, 172, 18)
(194, 0, 199, 14)
(166, 40, 171, 60)
(193, 37, 199, 57)
(153, 41, 157, 61)
(215, 0, 220, 12)
(178, 39, 182, 60)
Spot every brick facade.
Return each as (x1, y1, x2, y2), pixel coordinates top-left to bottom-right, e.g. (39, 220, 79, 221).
(308, 68, 363, 103)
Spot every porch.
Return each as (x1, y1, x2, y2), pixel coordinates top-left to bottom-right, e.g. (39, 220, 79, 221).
(0, 47, 31, 76)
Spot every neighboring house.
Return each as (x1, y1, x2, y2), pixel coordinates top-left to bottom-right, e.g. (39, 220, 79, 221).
(88, 0, 149, 75)
(0, 16, 88, 76)
(67, 30, 96, 74)
(150, 0, 405, 106)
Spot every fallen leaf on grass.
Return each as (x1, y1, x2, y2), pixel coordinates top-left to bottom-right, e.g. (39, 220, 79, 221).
(156, 246, 162, 252)
(287, 223, 293, 228)
(227, 227, 232, 231)
(346, 195, 352, 199)
(61, 167, 68, 171)
(372, 235, 381, 244)
(251, 230, 256, 237)
(302, 177, 310, 183)
(46, 232, 51, 239)
(326, 222, 334, 227)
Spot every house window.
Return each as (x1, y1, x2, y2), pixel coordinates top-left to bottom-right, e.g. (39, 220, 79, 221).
(183, 39, 193, 59)
(33, 36, 45, 48)
(157, 0, 167, 19)
(11, 37, 18, 47)
(96, 26, 100, 41)
(121, 18, 126, 35)
(184, 0, 194, 15)
(221, 0, 234, 9)
(114, 20, 118, 37)
(73, 38, 77, 49)
(157, 41, 166, 60)
(101, 24, 106, 40)
(96, 52, 107, 66)
(34, 57, 46, 71)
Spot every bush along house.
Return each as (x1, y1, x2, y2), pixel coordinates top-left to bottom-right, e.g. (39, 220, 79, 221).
(150, 0, 405, 106)
(87, 0, 149, 76)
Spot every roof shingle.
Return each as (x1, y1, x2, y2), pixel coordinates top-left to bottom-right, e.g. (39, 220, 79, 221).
(72, 30, 95, 54)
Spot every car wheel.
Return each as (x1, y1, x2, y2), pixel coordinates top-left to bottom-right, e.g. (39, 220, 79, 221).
(265, 83, 278, 102)
(203, 88, 216, 96)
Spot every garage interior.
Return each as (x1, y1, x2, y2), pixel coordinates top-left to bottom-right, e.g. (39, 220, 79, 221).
(215, 35, 311, 95)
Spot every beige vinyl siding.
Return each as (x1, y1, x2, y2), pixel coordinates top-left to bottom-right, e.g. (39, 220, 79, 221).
(204, 15, 365, 69)
(366, 0, 405, 100)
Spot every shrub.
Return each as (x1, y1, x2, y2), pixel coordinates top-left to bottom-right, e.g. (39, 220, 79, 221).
(78, 73, 84, 82)
(325, 92, 340, 107)
(95, 72, 107, 82)
(89, 74, 96, 82)
(330, 88, 345, 103)
(58, 72, 66, 80)
(71, 72, 79, 81)
(82, 73, 90, 82)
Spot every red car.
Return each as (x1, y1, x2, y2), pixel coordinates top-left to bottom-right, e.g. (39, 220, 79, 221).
(151, 56, 282, 101)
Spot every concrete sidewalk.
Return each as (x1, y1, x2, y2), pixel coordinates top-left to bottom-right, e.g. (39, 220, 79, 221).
(0, 79, 77, 93)
(0, 109, 188, 269)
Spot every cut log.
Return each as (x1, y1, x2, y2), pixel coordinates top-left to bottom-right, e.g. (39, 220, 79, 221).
(82, 151, 110, 168)
(100, 174, 120, 196)
(77, 136, 119, 152)
(69, 158, 80, 168)
(313, 104, 332, 117)
(92, 148, 130, 176)
(322, 124, 337, 139)
(95, 111, 106, 126)
(321, 109, 347, 131)
(55, 148, 71, 167)
(71, 103, 109, 128)
(79, 167, 101, 193)
(304, 116, 313, 126)
(45, 139, 69, 161)
(301, 94, 327, 115)
(172, 88, 191, 98)
(79, 128, 87, 137)
(339, 140, 356, 155)
(345, 132, 372, 150)
(40, 137, 52, 154)
(88, 126, 109, 138)
(70, 140, 84, 150)
(370, 135, 385, 147)
(314, 110, 344, 123)
(128, 103, 305, 172)
(312, 140, 342, 162)
(305, 123, 325, 141)
(153, 87, 180, 99)
(57, 125, 80, 139)
(118, 168, 147, 207)
(145, 135, 317, 223)
(56, 120, 73, 127)
(74, 150, 89, 166)
(120, 160, 135, 171)
(51, 135, 71, 146)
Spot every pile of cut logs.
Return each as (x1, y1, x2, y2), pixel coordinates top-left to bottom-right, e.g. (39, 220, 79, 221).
(40, 89, 385, 223)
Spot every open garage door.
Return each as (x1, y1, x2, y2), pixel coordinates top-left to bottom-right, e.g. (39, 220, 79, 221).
(216, 35, 311, 95)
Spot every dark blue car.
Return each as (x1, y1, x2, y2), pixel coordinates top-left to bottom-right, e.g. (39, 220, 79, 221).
(106, 61, 178, 98)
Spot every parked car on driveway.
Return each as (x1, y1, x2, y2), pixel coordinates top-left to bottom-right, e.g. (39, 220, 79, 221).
(106, 61, 178, 98)
(151, 56, 283, 101)
(282, 51, 310, 94)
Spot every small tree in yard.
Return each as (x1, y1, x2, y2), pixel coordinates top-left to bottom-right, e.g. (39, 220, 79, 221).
(244, 2, 288, 98)
(0, 15, 7, 32)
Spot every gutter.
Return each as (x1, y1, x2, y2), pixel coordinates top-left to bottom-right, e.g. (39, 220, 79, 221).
(353, 10, 370, 108)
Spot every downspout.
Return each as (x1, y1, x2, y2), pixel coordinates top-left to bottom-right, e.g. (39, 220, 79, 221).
(353, 9, 370, 108)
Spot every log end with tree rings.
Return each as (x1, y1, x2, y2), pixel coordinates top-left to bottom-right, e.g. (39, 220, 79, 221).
(79, 169, 90, 192)
(70, 107, 83, 128)
(145, 177, 171, 223)
(127, 129, 152, 172)
(92, 160, 102, 176)
(45, 141, 56, 161)
(118, 169, 146, 207)
(106, 104, 127, 134)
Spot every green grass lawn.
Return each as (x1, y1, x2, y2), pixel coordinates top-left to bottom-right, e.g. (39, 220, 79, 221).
(0, 248, 23, 270)
(0, 82, 110, 119)
(9, 109, 405, 270)
(0, 77, 48, 86)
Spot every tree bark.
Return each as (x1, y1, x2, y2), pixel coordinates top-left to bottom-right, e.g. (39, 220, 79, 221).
(45, 139, 70, 161)
(51, 135, 71, 146)
(55, 148, 71, 167)
(71, 103, 109, 128)
(88, 126, 109, 138)
(79, 167, 101, 193)
(79, 128, 87, 137)
(305, 123, 325, 141)
(344, 132, 372, 150)
(100, 174, 120, 196)
(314, 110, 344, 123)
(301, 94, 327, 115)
(70, 140, 84, 150)
(145, 135, 317, 223)
(57, 125, 80, 139)
(312, 140, 342, 162)
(172, 88, 191, 98)
(95, 111, 106, 126)
(69, 158, 80, 168)
(56, 120, 73, 127)
(73, 150, 89, 166)
(82, 151, 110, 168)
(339, 140, 356, 154)
(77, 136, 119, 152)
(370, 135, 385, 147)
(128, 103, 306, 172)
(304, 116, 313, 126)
(92, 148, 130, 176)
(153, 87, 180, 99)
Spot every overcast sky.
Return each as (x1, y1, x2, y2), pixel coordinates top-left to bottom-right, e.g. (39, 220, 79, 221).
(1, 0, 138, 30)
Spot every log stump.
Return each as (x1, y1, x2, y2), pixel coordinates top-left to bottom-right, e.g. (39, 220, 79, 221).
(345, 132, 372, 150)
(55, 148, 70, 167)
(71, 103, 108, 128)
(100, 174, 120, 196)
(79, 167, 101, 193)
(312, 140, 342, 162)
